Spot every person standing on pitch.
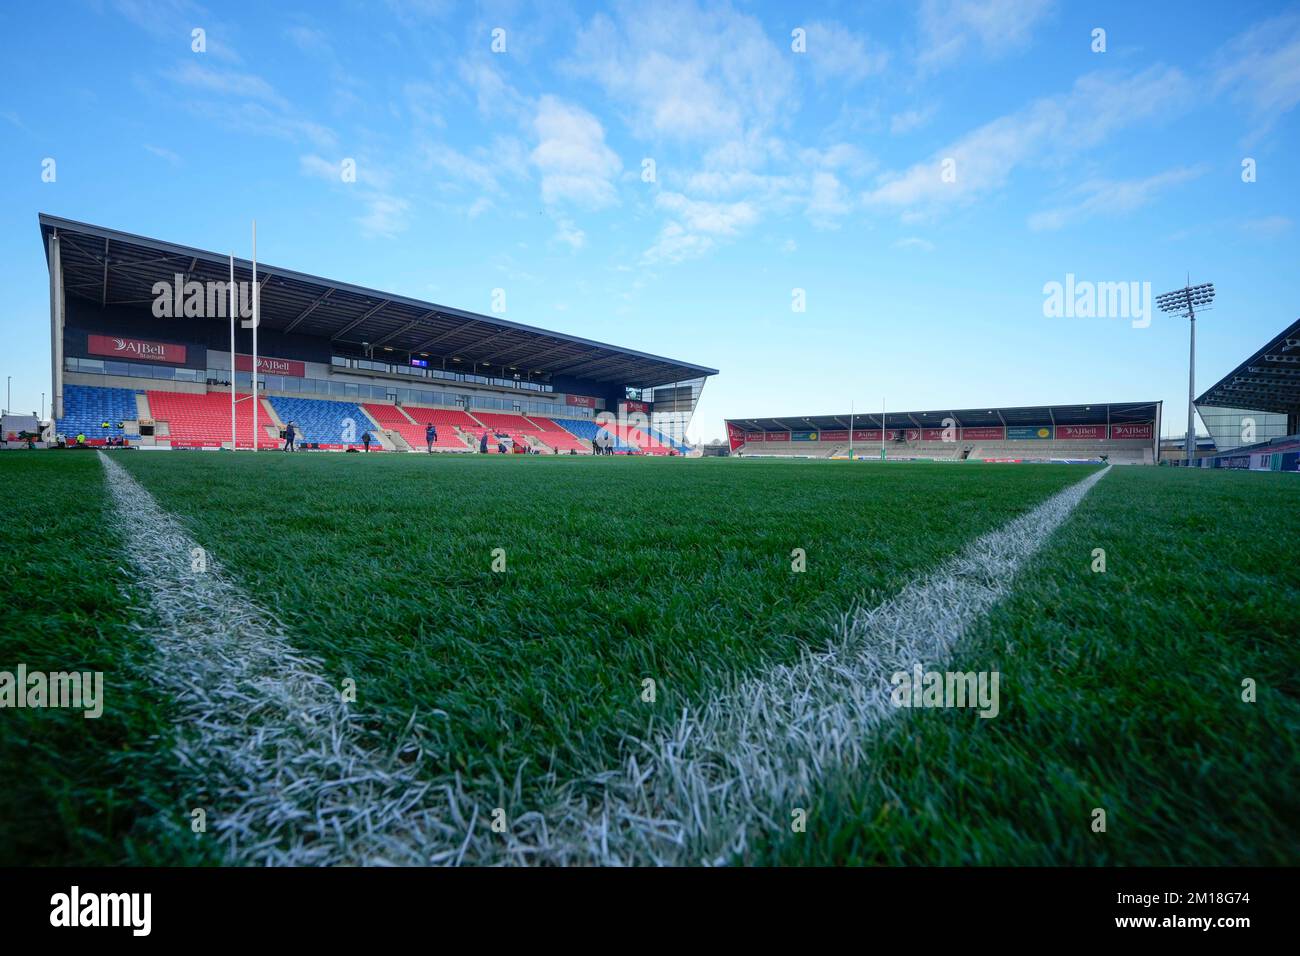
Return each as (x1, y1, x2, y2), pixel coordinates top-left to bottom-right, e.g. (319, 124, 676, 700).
(426, 422, 437, 453)
(479, 430, 489, 454)
(283, 420, 296, 452)
(362, 430, 372, 453)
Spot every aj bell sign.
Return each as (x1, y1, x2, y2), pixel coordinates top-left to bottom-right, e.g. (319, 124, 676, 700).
(87, 334, 187, 364)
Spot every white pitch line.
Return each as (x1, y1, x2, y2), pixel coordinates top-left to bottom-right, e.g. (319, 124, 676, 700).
(523, 465, 1112, 865)
(101, 450, 1107, 866)
(97, 452, 467, 865)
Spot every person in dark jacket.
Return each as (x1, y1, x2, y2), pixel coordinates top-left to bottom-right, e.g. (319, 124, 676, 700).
(362, 430, 372, 452)
(425, 423, 437, 453)
(479, 430, 489, 453)
(283, 421, 296, 452)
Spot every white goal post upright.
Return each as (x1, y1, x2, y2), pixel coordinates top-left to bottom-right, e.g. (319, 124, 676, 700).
(251, 221, 258, 453)
(229, 254, 236, 450)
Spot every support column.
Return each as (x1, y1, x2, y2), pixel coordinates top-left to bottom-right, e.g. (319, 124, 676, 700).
(48, 231, 65, 421)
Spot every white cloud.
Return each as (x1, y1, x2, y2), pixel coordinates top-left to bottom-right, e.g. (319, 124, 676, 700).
(358, 195, 410, 239)
(806, 171, 853, 228)
(531, 96, 622, 209)
(643, 192, 761, 263)
(893, 237, 935, 252)
(1214, 14, 1300, 137)
(299, 154, 339, 181)
(865, 67, 1191, 214)
(1028, 166, 1205, 231)
(890, 107, 936, 135)
(553, 218, 586, 249)
(655, 192, 759, 236)
(459, 58, 530, 122)
(567, 1, 795, 141)
(643, 222, 716, 264)
(143, 144, 181, 164)
(803, 20, 889, 84)
(193, 100, 337, 149)
(170, 62, 288, 110)
(286, 25, 333, 57)
(1239, 215, 1294, 238)
(918, 0, 1054, 71)
(114, 0, 241, 61)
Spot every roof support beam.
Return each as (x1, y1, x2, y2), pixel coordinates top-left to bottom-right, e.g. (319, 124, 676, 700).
(331, 299, 392, 341)
(410, 318, 482, 354)
(498, 340, 581, 369)
(101, 238, 110, 307)
(458, 328, 523, 363)
(284, 288, 336, 333)
(548, 352, 626, 376)
(370, 310, 437, 348)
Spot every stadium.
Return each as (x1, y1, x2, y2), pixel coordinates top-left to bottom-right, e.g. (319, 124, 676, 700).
(39, 214, 715, 458)
(5, 211, 1296, 877)
(1, 4, 1298, 933)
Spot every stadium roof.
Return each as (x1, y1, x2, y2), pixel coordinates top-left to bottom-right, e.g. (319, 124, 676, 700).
(39, 213, 718, 389)
(1195, 317, 1300, 415)
(727, 402, 1160, 432)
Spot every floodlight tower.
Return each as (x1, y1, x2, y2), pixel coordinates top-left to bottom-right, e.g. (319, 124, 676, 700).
(1156, 280, 1215, 465)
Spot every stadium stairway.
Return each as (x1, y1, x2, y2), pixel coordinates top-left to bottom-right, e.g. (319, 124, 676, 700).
(372, 404, 479, 450)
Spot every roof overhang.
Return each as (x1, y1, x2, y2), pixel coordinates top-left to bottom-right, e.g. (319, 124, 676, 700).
(1195, 317, 1300, 415)
(728, 402, 1161, 432)
(40, 213, 718, 389)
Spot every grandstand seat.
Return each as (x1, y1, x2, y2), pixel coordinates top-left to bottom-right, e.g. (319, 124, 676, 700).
(265, 396, 381, 448)
(147, 389, 279, 449)
(550, 416, 628, 452)
(362, 403, 469, 450)
(469, 411, 592, 454)
(521, 417, 590, 453)
(58, 385, 139, 443)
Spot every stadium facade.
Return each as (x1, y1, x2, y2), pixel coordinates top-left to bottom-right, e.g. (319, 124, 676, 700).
(1190, 316, 1300, 471)
(40, 214, 717, 454)
(726, 402, 1162, 464)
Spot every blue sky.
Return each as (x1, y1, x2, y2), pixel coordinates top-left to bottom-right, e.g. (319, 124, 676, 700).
(1, 0, 1298, 441)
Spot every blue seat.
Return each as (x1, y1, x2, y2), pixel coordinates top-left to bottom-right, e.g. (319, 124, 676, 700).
(265, 396, 379, 446)
(550, 416, 630, 450)
(57, 385, 137, 439)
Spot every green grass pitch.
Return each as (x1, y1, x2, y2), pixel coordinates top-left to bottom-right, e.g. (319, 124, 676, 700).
(2, 452, 1296, 865)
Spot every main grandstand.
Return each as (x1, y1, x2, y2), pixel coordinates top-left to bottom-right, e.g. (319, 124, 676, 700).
(726, 402, 1162, 464)
(40, 214, 716, 455)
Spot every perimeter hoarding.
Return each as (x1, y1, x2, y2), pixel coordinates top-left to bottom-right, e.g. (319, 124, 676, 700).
(1006, 425, 1052, 440)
